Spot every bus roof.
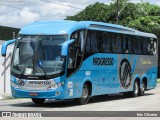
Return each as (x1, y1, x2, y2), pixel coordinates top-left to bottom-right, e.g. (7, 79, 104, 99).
(19, 20, 157, 38)
(19, 20, 85, 35)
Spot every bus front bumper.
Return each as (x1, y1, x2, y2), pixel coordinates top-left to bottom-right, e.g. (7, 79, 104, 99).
(11, 86, 65, 99)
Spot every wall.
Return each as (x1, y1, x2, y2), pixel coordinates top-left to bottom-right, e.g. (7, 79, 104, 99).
(0, 40, 14, 99)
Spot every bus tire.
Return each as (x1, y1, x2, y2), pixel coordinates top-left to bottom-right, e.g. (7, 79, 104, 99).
(76, 84, 90, 105)
(132, 80, 139, 97)
(139, 80, 146, 96)
(32, 98, 45, 104)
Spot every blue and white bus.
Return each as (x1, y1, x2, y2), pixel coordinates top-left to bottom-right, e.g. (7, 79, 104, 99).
(1, 20, 158, 105)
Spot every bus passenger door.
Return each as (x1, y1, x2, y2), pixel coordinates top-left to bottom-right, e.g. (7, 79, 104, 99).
(66, 30, 85, 98)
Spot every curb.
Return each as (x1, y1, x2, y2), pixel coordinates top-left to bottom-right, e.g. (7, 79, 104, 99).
(0, 94, 13, 100)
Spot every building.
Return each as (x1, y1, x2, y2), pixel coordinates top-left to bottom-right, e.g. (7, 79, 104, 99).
(0, 25, 20, 40)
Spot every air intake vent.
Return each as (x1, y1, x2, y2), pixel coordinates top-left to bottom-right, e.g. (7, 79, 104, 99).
(89, 24, 135, 33)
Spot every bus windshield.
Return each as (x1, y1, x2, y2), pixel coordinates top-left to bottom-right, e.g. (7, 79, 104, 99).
(11, 35, 67, 78)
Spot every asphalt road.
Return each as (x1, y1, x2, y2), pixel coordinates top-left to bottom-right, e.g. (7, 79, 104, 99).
(0, 84, 160, 119)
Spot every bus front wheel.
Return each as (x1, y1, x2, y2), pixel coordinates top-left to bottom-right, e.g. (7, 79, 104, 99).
(76, 84, 90, 105)
(32, 98, 45, 104)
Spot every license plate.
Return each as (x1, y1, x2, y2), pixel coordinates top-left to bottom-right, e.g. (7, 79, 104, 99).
(29, 92, 38, 96)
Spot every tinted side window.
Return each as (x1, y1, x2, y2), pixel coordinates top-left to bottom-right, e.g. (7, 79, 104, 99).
(112, 34, 117, 53)
(123, 35, 129, 53)
(102, 32, 112, 53)
(143, 38, 149, 55)
(136, 36, 142, 54)
(132, 36, 138, 54)
(140, 37, 145, 54)
(128, 38, 133, 54)
(85, 30, 99, 53)
(148, 38, 157, 55)
(85, 31, 91, 52)
(122, 35, 134, 54)
(116, 34, 122, 53)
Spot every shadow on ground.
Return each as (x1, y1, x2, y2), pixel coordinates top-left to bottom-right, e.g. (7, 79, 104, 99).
(9, 93, 154, 108)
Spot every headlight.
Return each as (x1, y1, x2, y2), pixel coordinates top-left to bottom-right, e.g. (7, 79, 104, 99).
(11, 82, 19, 88)
(47, 82, 64, 90)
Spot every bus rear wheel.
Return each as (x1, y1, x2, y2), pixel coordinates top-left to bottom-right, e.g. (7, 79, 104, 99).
(76, 84, 90, 105)
(132, 80, 139, 97)
(32, 98, 45, 104)
(139, 80, 146, 96)
(123, 80, 140, 97)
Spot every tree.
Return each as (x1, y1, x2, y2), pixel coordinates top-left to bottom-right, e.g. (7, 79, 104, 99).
(66, 1, 160, 28)
(66, 2, 111, 22)
(66, 0, 141, 24)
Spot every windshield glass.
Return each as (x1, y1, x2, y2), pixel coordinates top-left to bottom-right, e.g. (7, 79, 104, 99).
(11, 35, 66, 78)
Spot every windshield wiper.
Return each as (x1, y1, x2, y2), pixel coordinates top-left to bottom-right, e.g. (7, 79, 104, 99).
(19, 63, 33, 79)
(32, 36, 43, 76)
(19, 61, 49, 79)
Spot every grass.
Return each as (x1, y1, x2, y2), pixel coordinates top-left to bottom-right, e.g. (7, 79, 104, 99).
(157, 79, 160, 83)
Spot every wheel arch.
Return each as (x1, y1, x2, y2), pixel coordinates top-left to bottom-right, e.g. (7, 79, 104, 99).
(82, 77, 93, 96)
(133, 74, 140, 82)
(133, 75, 141, 88)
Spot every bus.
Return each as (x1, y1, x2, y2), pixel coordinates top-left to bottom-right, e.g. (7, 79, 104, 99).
(1, 20, 158, 105)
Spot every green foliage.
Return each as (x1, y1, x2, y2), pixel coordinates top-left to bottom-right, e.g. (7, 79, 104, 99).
(66, 2, 111, 22)
(0, 26, 20, 40)
(129, 16, 160, 36)
(66, 0, 160, 32)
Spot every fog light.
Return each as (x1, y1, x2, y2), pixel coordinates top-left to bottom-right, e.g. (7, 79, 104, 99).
(11, 82, 19, 88)
(55, 91, 60, 96)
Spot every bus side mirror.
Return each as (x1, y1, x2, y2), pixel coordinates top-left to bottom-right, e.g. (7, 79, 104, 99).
(61, 39, 75, 56)
(1, 39, 16, 57)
